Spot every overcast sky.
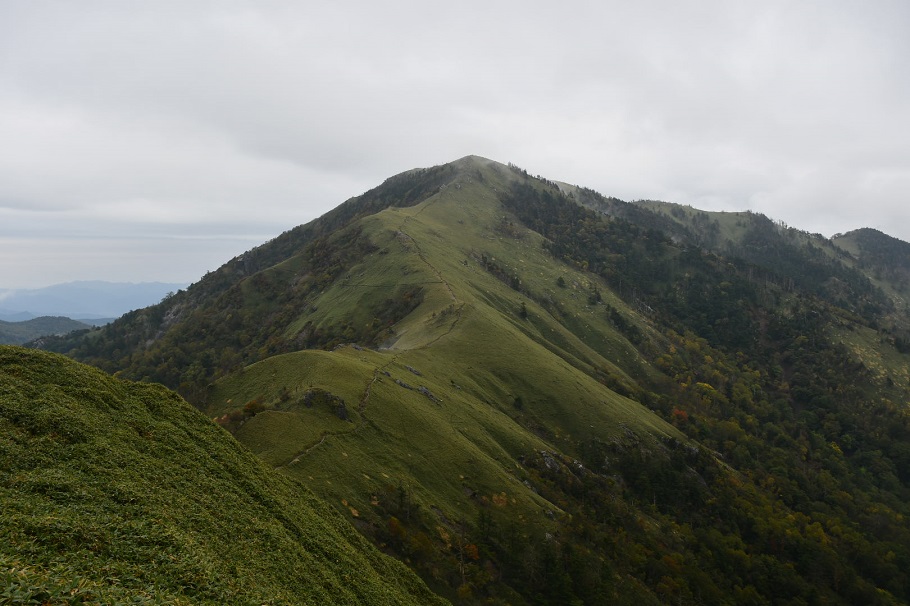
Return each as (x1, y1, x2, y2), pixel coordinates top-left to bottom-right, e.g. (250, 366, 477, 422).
(2, 1, 908, 289)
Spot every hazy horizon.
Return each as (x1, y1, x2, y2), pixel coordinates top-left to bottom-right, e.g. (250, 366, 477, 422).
(3, 1, 909, 289)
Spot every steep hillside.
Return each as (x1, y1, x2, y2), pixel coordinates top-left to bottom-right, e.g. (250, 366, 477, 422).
(638, 202, 910, 369)
(634, 200, 899, 320)
(34, 156, 910, 604)
(834, 228, 910, 302)
(0, 346, 446, 605)
(0, 316, 90, 345)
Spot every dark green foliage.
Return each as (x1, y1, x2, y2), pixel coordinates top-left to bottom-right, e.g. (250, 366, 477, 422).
(0, 346, 446, 605)
(494, 177, 910, 604)
(300, 388, 349, 420)
(837, 228, 910, 292)
(501, 182, 758, 351)
(726, 214, 888, 314)
(475, 252, 524, 294)
(295, 286, 424, 351)
(606, 305, 643, 344)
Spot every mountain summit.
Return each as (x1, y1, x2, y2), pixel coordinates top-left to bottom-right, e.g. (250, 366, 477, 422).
(36, 156, 910, 604)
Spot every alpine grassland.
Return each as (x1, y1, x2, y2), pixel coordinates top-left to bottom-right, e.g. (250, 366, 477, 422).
(33, 156, 910, 604)
(0, 346, 446, 605)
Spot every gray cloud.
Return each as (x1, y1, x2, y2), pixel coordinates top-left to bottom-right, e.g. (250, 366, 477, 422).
(1, 0, 908, 288)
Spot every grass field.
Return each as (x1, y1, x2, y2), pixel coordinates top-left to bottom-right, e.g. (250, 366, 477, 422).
(0, 346, 446, 605)
(209, 158, 683, 546)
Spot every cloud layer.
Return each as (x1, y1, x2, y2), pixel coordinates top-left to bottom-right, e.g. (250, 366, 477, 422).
(2, 1, 908, 288)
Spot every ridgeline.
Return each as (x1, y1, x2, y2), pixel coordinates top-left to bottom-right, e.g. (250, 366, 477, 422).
(31, 156, 910, 604)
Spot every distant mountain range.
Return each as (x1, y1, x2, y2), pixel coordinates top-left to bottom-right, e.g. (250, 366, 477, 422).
(0, 281, 187, 321)
(0, 316, 92, 345)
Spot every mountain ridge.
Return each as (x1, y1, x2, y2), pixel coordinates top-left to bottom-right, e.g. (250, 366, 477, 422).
(31, 155, 910, 604)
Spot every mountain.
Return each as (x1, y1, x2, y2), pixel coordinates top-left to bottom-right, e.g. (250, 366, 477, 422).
(0, 310, 33, 322)
(0, 345, 446, 605)
(833, 228, 910, 302)
(0, 316, 91, 345)
(632, 200, 900, 309)
(0, 281, 188, 320)
(35, 156, 910, 604)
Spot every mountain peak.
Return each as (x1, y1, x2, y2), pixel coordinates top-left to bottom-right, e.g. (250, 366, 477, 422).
(450, 154, 501, 168)
(29, 156, 910, 604)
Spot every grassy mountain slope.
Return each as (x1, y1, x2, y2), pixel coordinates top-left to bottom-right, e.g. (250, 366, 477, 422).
(0, 316, 90, 345)
(0, 346, 446, 605)
(33, 156, 910, 604)
(202, 160, 686, 602)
